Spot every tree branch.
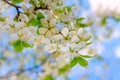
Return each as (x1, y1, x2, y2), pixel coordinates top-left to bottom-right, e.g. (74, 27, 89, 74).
(3, 0, 21, 19)
(3, 0, 21, 8)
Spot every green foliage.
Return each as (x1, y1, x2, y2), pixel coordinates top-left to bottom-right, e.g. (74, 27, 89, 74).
(59, 64, 70, 74)
(70, 57, 88, 67)
(59, 56, 91, 74)
(0, 17, 5, 22)
(56, 6, 72, 14)
(37, 12, 45, 20)
(86, 42, 92, 46)
(29, 12, 45, 29)
(44, 75, 54, 80)
(10, 40, 33, 52)
(80, 54, 96, 58)
(29, 18, 40, 26)
(101, 17, 107, 26)
(76, 18, 85, 22)
(12, 0, 23, 4)
(64, 6, 72, 13)
(76, 18, 88, 28)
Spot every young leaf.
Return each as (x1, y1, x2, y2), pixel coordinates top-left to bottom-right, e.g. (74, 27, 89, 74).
(80, 54, 96, 58)
(59, 64, 70, 74)
(86, 42, 92, 46)
(10, 40, 32, 52)
(43, 75, 54, 80)
(79, 23, 88, 28)
(75, 18, 88, 28)
(12, 0, 23, 4)
(37, 12, 45, 20)
(0, 17, 5, 22)
(77, 57, 88, 67)
(29, 18, 40, 26)
(13, 40, 23, 52)
(70, 57, 78, 68)
(76, 18, 85, 23)
(22, 40, 33, 48)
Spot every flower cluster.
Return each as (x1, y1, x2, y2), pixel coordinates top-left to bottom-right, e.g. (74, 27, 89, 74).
(0, 0, 93, 79)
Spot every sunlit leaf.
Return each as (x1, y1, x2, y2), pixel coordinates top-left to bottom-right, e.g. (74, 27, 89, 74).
(12, 0, 23, 4)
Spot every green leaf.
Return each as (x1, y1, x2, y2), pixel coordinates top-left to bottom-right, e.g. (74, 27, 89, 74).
(37, 12, 45, 20)
(79, 23, 88, 28)
(86, 42, 92, 46)
(22, 40, 33, 48)
(43, 75, 54, 80)
(70, 57, 78, 68)
(10, 40, 32, 52)
(64, 6, 72, 13)
(80, 54, 96, 58)
(38, 21, 43, 28)
(12, 0, 23, 4)
(76, 18, 85, 23)
(59, 64, 70, 74)
(101, 17, 107, 25)
(70, 57, 88, 67)
(77, 57, 88, 67)
(75, 18, 88, 28)
(29, 18, 40, 26)
(0, 17, 5, 22)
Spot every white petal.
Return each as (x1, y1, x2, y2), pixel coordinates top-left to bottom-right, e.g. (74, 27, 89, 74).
(61, 28, 69, 37)
(50, 19, 56, 27)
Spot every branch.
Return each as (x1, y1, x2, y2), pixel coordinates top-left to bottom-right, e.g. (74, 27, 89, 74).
(3, 0, 21, 19)
(3, 0, 21, 8)
(34, 5, 50, 11)
(3, 0, 50, 19)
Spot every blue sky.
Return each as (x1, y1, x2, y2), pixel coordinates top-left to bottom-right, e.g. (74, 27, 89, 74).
(0, 0, 120, 80)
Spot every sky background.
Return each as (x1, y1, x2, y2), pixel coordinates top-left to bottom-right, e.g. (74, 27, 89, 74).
(69, 0, 120, 80)
(0, 0, 120, 80)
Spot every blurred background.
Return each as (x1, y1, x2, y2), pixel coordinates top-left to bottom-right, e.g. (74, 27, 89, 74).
(0, 0, 120, 80)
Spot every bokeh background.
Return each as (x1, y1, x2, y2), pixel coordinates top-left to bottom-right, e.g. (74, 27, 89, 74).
(0, 0, 120, 80)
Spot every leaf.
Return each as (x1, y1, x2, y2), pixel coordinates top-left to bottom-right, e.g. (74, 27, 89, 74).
(0, 17, 5, 22)
(43, 75, 54, 80)
(11, 40, 23, 52)
(80, 54, 96, 58)
(29, 18, 40, 26)
(64, 6, 72, 13)
(12, 0, 23, 4)
(59, 64, 70, 74)
(75, 18, 88, 28)
(70, 57, 78, 67)
(86, 42, 92, 46)
(10, 40, 32, 52)
(77, 57, 88, 67)
(22, 40, 33, 48)
(76, 18, 85, 23)
(37, 12, 45, 20)
(79, 23, 88, 28)
(70, 57, 88, 67)
(101, 17, 107, 25)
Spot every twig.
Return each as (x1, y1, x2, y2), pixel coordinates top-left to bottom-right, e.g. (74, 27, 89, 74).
(3, 0, 21, 19)
(3, 0, 50, 19)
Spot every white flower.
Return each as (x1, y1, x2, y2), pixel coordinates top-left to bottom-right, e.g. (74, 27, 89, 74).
(41, 19, 49, 27)
(50, 18, 56, 27)
(61, 28, 69, 37)
(9, 34, 18, 43)
(38, 28, 47, 35)
(69, 31, 77, 38)
(51, 34, 63, 42)
(71, 36, 79, 43)
(41, 37, 50, 44)
(44, 44, 57, 53)
(77, 28, 84, 36)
